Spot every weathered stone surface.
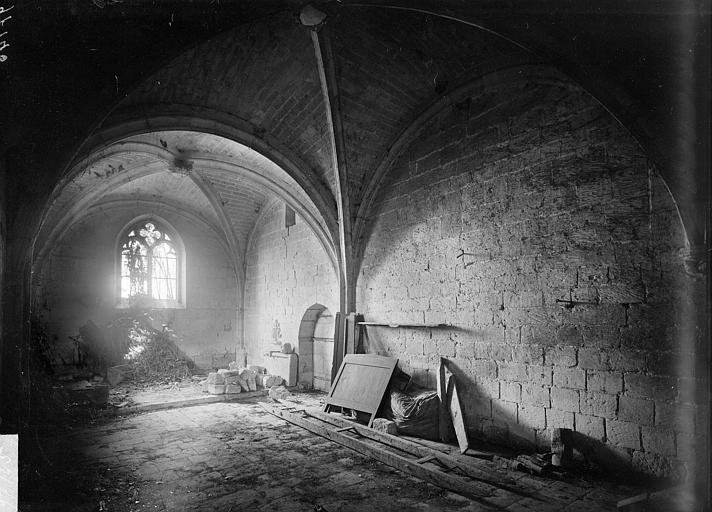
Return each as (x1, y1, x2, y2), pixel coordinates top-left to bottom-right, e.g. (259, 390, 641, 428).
(259, 374, 283, 388)
(550, 387, 579, 413)
(225, 384, 242, 394)
(207, 372, 225, 385)
(223, 375, 240, 385)
(574, 413, 605, 440)
(641, 426, 676, 456)
(607, 419, 641, 450)
(268, 386, 291, 400)
(618, 396, 654, 426)
(518, 405, 546, 429)
(372, 418, 398, 435)
(239, 369, 258, 391)
(238, 378, 250, 392)
(587, 370, 623, 394)
(207, 384, 226, 395)
(580, 391, 617, 419)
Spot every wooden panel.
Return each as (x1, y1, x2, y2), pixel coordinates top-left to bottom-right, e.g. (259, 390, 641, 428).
(449, 380, 470, 454)
(324, 354, 397, 426)
(437, 359, 453, 443)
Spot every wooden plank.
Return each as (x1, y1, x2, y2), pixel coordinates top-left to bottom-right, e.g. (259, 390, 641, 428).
(303, 408, 528, 496)
(324, 354, 398, 427)
(330, 312, 345, 382)
(358, 322, 449, 328)
(448, 378, 470, 454)
(262, 404, 500, 502)
(437, 358, 453, 443)
(345, 312, 363, 355)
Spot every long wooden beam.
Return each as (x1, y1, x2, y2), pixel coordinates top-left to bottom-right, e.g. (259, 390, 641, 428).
(262, 403, 528, 504)
(302, 408, 533, 498)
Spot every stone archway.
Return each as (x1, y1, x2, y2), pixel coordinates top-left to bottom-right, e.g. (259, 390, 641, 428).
(297, 304, 335, 391)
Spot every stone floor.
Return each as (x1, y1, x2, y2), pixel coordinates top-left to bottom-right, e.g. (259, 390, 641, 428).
(19, 394, 649, 512)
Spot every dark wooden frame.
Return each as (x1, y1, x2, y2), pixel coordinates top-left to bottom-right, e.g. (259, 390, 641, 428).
(323, 353, 398, 427)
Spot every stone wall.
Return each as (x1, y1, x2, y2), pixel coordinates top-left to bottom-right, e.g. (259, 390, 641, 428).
(357, 77, 708, 480)
(35, 207, 238, 370)
(243, 201, 338, 387)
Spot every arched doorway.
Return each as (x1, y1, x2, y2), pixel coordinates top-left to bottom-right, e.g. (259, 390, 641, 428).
(297, 304, 334, 391)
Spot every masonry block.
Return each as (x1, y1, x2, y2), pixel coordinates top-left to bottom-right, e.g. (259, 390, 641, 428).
(225, 384, 242, 394)
(527, 365, 553, 387)
(472, 376, 500, 399)
(436, 338, 457, 357)
(490, 343, 513, 362)
(625, 373, 676, 401)
(511, 344, 544, 365)
(550, 387, 579, 413)
(500, 381, 521, 402)
(498, 361, 527, 381)
(493, 400, 518, 423)
(641, 426, 676, 456)
(581, 325, 620, 349)
(473, 341, 491, 359)
(522, 385, 551, 407)
(546, 408, 575, 430)
(587, 370, 623, 394)
(208, 384, 226, 395)
(607, 419, 641, 450)
(553, 367, 586, 389)
(574, 413, 605, 440)
(472, 359, 497, 379)
(577, 348, 610, 370)
(631, 451, 678, 479)
(579, 346, 646, 373)
(207, 372, 225, 385)
(618, 396, 654, 426)
(518, 405, 546, 429)
(580, 391, 618, 419)
(470, 392, 493, 418)
(544, 345, 577, 367)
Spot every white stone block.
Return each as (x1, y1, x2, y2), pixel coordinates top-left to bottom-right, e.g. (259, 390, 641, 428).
(225, 384, 242, 394)
(208, 384, 226, 395)
(207, 372, 224, 385)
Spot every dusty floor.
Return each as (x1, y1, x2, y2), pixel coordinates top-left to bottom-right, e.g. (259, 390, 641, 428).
(17, 387, 651, 512)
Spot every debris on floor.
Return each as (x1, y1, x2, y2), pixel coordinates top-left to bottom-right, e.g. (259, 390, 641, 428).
(263, 401, 540, 506)
(268, 385, 292, 400)
(382, 389, 440, 440)
(372, 418, 398, 435)
(201, 363, 284, 395)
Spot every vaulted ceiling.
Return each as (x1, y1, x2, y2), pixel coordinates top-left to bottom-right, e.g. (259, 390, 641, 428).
(2, 0, 709, 273)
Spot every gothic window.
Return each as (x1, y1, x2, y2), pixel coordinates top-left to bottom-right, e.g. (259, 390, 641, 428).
(118, 220, 183, 307)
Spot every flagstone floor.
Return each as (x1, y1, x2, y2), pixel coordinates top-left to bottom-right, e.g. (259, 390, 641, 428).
(19, 395, 648, 512)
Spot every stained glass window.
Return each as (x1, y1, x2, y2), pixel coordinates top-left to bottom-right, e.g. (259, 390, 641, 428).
(120, 221, 179, 302)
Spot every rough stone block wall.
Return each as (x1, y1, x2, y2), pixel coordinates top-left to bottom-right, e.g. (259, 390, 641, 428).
(243, 202, 338, 384)
(35, 207, 238, 369)
(357, 79, 708, 481)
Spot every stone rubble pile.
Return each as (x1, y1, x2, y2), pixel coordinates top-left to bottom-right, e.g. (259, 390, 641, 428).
(201, 363, 284, 395)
